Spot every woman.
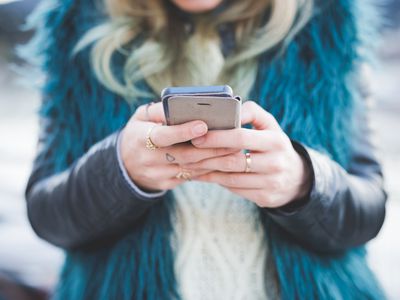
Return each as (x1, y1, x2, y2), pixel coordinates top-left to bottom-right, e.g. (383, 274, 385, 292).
(25, 0, 387, 299)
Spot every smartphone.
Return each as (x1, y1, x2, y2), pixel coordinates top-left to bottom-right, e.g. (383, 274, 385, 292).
(161, 85, 241, 130)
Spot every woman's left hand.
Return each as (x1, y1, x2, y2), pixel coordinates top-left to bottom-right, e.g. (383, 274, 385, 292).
(183, 101, 312, 208)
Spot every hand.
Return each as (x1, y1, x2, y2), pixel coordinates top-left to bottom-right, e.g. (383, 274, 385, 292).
(119, 102, 239, 192)
(183, 101, 312, 208)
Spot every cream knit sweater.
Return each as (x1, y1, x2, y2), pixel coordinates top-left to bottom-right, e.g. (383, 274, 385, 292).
(171, 181, 269, 300)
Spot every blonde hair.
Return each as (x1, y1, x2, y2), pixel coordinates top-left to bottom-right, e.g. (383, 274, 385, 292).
(75, 0, 314, 104)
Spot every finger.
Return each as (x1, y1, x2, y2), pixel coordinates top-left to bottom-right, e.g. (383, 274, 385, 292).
(149, 120, 208, 147)
(241, 101, 281, 131)
(158, 145, 239, 165)
(156, 171, 212, 190)
(134, 102, 166, 123)
(144, 164, 212, 181)
(195, 172, 269, 189)
(182, 152, 285, 174)
(191, 128, 287, 151)
(183, 151, 248, 172)
(225, 187, 282, 208)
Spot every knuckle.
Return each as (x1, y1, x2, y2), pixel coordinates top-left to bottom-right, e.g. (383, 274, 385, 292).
(269, 178, 284, 193)
(270, 157, 285, 172)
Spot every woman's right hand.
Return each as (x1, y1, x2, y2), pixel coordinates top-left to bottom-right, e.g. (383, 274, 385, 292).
(119, 102, 238, 192)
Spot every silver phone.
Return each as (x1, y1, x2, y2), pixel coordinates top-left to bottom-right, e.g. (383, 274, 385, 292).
(161, 85, 241, 130)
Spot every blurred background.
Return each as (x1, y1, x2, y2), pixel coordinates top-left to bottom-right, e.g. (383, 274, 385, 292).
(0, 0, 399, 299)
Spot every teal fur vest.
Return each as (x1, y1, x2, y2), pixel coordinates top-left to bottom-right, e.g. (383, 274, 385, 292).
(26, 0, 385, 298)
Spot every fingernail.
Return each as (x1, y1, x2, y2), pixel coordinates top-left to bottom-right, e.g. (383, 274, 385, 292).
(192, 123, 207, 135)
(192, 136, 205, 145)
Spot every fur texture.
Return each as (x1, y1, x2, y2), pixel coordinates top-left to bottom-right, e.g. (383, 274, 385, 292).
(25, 0, 385, 298)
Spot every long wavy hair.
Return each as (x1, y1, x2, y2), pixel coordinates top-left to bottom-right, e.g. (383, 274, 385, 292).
(75, 0, 314, 103)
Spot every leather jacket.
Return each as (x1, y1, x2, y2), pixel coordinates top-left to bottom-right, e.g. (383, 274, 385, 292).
(25, 83, 387, 253)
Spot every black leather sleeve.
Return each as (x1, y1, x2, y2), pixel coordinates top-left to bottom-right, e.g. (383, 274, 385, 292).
(26, 81, 387, 253)
(265, 99, 387, 253)
(25, 118, 164, 250)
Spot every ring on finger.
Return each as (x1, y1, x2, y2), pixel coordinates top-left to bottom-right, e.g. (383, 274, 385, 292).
(176, 169, 192, 181)
(244, 151, 252, 173)
(146, 124, 160, 150)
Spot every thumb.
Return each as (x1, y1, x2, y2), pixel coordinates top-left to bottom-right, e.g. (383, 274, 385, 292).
(148, 120, 208, 147)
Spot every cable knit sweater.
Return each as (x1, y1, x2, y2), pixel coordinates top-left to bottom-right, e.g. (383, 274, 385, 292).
(172, 182, 269, 300)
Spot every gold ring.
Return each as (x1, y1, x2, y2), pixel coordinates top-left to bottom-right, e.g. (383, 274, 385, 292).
(245, 152, 251, 173)
(176, 170, 192, 181)
(146, 125, 159, 150)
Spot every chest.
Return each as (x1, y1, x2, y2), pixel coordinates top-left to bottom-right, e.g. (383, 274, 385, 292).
(170, 182, 269, 300)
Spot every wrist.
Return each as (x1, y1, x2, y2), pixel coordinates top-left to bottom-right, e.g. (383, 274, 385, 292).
(116, 129, 167, 198)
(291, 140, 314, 202)
(296, 152, 313, 199)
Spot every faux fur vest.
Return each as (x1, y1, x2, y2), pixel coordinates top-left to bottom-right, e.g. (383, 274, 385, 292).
(27, 0, 385, 298)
